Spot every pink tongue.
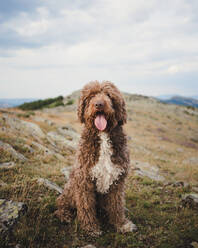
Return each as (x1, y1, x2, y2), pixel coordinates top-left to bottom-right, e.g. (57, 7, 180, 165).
(94, 115, 107, 131)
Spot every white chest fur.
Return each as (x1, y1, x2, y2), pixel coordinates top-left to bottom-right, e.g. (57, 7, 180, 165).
(90, 132, 124, 194)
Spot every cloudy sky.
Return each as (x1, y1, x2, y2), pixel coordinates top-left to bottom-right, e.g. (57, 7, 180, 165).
(0, 0, 198, 98)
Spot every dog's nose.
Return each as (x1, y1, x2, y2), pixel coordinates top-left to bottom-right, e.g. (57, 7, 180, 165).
(95, 101, 104, 109)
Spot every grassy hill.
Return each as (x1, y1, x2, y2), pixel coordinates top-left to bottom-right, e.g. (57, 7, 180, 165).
(0, 91, 198, 248)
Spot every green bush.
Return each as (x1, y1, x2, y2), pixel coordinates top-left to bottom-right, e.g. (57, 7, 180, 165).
(66, 99, 74, 105)
(18, 96, 64, 110)
(48, 100, 64, 108)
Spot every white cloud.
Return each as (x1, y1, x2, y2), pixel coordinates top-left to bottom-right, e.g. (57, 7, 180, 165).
(0, 0, 198, 97)
(15, 19, 50, 37)
(3, 7, 51, 38)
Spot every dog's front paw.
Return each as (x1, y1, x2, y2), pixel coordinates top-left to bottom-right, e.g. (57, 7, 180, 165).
(118, 220, 137, 233)
(83, 228, 102, 237)
(83, 225, 102, 237)
(88, 230, 102, 237)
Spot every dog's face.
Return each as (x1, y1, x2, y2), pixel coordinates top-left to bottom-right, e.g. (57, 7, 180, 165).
(78, 81, 127, 131)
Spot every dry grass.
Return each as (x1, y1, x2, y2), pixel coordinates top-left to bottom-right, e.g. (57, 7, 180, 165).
(0, 99, 198, 247)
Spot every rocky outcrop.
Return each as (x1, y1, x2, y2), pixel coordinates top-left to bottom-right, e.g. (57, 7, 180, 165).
(183, 157, 198, 165)
(191, 242, 198, 248)
(0, 114, 76, 162)
(0, 141, 27, 162)
(0, 162, 16, 169)
(0, 199, 27, 234)
(31, 141, 65, 161)
(47, 126, 79, 152)
(192, 187, 198, 193)
(33, 116, 54, 126)
(131, 160, 165, 182)
(1, 115, 45, 140)
(37, 178, 63, 194)
(182, 193, 198, 208)
(57, 125, 80, 140)
(0, 180, 7, 187)
(172, 181, 189, 188)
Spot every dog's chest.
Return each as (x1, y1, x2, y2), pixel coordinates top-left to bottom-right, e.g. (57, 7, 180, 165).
(90, 132, 123, 194)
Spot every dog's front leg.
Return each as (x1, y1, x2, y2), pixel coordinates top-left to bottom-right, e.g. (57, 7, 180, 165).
(103, 180, 137, 233)
(75, 177, 101, 236)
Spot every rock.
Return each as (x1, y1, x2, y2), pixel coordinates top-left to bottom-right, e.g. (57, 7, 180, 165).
(191, 242, 198, 248)
(0, 141, 27, 162)
(176, 148, 184, 153)
(192, 187, 198, 193)
(31, 141, 65, 161)
(59, 124, 77, 133)
(15, 245, 21, 248)
(2, 115, 45, 140)
(0, 162, 16, 169)
(181, 193, 198, 208)
(47, 125, 79, 152)
(33, 116, 54, 126)
(61, 167, 73, 181)
(81, 245, 96, 248)
(31, 141, 55, 156)
(131, 160, 165, 182)
(183, 157, 198, 165)
(33, 116, 46, 122)
(0, 180, 7, 187)
(44, 119, 54, 126)
(23, 144, 34, 154)
(37, 178, 63, 194)
(0, 199, 27, 234)
(172, 181, 189, 188)
(57, 127, 80, 143)
(47, 131, 78, 151)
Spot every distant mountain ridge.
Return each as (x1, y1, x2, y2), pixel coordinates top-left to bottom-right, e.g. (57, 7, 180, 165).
(158, 96, 198, 108)
(1, 94, 198, 109)
(0, 99, 38, 108)
(157, 95, 198, 100)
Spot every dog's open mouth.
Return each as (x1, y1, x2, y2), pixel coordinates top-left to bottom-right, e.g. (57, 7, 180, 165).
(94, 113, 107, 131)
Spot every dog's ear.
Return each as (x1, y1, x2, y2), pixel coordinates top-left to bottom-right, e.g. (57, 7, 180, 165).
(78, 81, 101, 123)
(102, 81, 127, 125)
(77, 91, 86, 123)
(116, 98, 127, 125)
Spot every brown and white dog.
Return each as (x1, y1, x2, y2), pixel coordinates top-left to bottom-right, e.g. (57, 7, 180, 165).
(56, 81, 136, 236)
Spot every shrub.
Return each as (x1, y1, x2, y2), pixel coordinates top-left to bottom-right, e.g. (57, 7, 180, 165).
(65, 99, 74, 105)
(18, 96, 64, 110)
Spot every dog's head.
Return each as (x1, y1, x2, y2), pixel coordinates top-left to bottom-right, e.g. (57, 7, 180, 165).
(77, 81, 127, 131)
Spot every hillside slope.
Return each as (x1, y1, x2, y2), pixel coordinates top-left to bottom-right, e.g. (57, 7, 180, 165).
(0, 92, 198, 248)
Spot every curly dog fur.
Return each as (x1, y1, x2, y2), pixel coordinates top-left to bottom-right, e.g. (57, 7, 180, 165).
(56, 81, 136, 236)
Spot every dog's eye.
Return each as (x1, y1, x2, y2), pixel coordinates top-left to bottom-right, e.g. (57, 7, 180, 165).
(107, 93, 111, 98)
